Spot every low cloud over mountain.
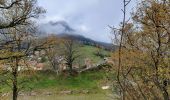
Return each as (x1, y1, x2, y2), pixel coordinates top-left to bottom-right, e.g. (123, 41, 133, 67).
(39, 21, 75, 34)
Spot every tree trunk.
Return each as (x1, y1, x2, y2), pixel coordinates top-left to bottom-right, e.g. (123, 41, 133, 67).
(162, 86, 169, 100)
(155, 80, 169, 100)
(12, 71, 18, 100)
(13, 58, 19, 100)
(69, 63, 73, 76)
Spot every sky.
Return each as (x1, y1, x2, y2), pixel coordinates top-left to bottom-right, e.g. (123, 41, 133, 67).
(37, 0, 137, 43)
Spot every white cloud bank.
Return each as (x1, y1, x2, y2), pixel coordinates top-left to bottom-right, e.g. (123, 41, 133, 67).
(37, 0, 136, 43)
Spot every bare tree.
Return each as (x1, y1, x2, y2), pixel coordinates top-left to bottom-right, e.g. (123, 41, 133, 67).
(0, 0, 45, 29)
(0, 0, 21, 9)
(62, 39, 79, 75)
(44, 35, 62, 73)
(0, 0, 45, 100)
(110, 0, 131, 99)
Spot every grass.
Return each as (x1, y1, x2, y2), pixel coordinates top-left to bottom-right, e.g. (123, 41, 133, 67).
(18, 94, 109, 100)
(77, 45, 110, 64)
(0, 69, 109, 93)
(1, 70, 113, 100)
(26, 45, 111, 92)
(27, 70, 107, 93)
(0, 45, 112, 94)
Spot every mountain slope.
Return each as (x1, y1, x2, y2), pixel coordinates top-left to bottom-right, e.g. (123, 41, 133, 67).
(38, 21, 118, 50)
(57, 33, 117, 51)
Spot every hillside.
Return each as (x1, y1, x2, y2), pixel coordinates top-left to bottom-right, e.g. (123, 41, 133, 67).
(78, 45, 110, 64)
(57, 33, 118, 51)
(39, 21, 118, 51)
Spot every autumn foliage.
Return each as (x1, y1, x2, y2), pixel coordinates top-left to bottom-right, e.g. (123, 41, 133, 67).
(112, 0, 170, 100)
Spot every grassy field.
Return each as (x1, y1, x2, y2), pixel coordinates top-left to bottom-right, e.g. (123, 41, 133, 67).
(27, 70, 107, 92)
(0, 45, 113, 100)
(0, 70, 109, 93)
(1, 70, 115, 100)
(77, 45, 110, 64)
(0, 45, 111, 92)
(18, 94, 110, 100)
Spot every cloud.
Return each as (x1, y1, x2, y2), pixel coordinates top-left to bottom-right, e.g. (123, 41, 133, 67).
(39, 21, 75, 34)
(39, 16, 66, 24)
(38, 0, 136, 43)
(76, 25, 90, 33)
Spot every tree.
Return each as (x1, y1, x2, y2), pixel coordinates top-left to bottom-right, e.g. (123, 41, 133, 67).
(62, 39, 79, 75)
(0, 0, 20, 9)
(0, 0, 45, 29)
(0, 0, 45, 100)
(110, 0, 131, 99)
(44, 35, 62, 74)
(111, 0, 170, 99)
